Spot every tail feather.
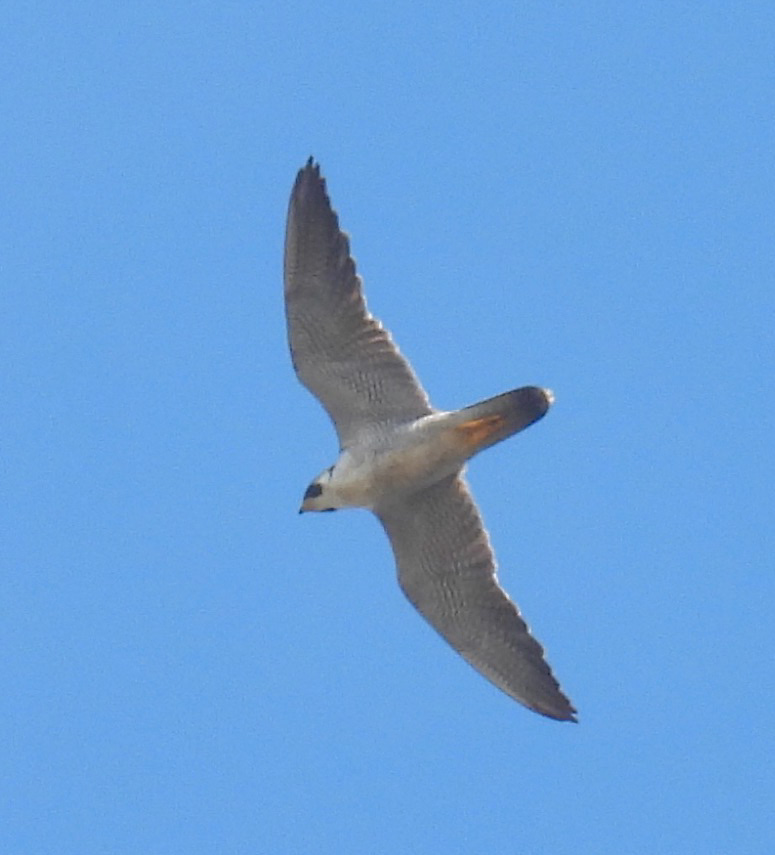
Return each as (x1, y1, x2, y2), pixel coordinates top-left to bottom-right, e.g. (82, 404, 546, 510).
(451, 387, 553, 457)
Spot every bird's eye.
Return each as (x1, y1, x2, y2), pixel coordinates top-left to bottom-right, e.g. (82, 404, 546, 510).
(304, 483, 323, 499)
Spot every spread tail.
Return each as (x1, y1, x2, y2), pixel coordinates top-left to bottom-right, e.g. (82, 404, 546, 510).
(451, 387, 553, 457)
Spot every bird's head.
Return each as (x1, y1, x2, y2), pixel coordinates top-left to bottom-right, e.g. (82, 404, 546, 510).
(299, 466, 337, 513)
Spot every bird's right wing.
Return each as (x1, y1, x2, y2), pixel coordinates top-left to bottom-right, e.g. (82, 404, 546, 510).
(284, 160, 432, 447)
(376, 475, 576, 721)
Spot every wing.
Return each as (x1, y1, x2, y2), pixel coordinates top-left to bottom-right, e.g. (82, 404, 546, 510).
(376, 475, 577, 721)
(284, 159, 432, 447)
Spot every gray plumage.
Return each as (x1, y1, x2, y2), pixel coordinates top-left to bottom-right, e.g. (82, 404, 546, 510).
(284, 158, 576, 722)
(284, 162, 431, 447)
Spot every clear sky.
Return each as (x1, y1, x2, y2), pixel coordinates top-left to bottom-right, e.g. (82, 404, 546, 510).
(3, 2, 773, 853)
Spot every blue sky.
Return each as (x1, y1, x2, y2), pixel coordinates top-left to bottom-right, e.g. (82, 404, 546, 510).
(3, 2, 773, 852)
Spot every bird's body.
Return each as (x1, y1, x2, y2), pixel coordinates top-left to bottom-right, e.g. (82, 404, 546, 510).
(284, 159, 577, 722)
(308, 415, 463, 511)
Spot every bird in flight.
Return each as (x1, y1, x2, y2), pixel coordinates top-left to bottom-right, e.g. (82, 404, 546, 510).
(284, 159, 576, 721)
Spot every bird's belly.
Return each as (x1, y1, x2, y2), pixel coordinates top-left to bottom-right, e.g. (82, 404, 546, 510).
(332, 439, 461, 509)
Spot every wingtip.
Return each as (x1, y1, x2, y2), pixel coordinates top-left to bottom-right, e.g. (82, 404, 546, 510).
(300, 156, 320, 178)
(534, 700, 578, 723)
(288, 159, 331, 226)
(292, 157, 325, 200)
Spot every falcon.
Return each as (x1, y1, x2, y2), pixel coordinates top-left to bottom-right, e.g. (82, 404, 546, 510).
(284, 158, 576, 721)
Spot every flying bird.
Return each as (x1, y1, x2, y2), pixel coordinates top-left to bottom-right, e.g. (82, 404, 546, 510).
(284, 158, 576, 722)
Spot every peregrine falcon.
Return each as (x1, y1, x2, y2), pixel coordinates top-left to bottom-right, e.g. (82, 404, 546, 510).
(284, 159, 576, 722)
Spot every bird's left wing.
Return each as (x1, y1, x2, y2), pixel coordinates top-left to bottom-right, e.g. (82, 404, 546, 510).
(284, 160, 432, 447)
(376, 475, 577, 721)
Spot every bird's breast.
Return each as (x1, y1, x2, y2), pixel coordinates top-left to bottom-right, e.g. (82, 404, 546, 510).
(330, 424, 464, 509)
